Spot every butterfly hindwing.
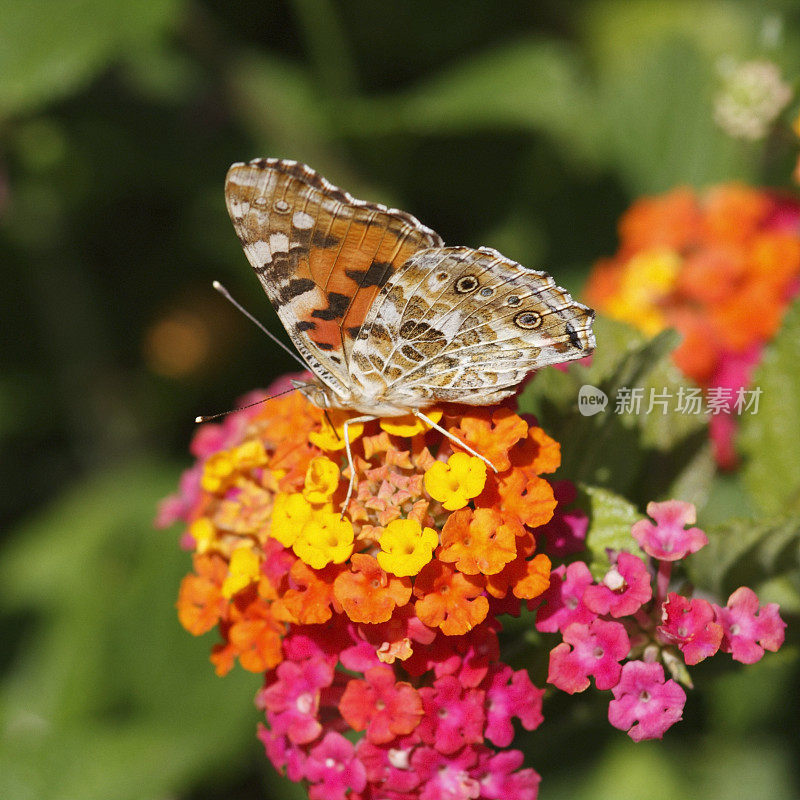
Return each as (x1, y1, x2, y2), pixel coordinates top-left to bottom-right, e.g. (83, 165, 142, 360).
(350, 246, 595, 406)
(225, 158, 443, 392)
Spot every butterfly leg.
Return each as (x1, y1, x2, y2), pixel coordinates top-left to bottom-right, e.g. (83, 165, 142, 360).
(412, 410, 499, 473)
(341, 415, 377, 517)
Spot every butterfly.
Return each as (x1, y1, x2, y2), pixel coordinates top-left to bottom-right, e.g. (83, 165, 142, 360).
(225, 158, 595, 506)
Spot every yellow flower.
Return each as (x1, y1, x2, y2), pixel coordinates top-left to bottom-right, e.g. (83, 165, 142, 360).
(377, 518, 439, 577)
(309, 411, 365, 451)
(200, 440, 268, 493)
(605, 248, 681, 336)
(303, 456, 341, 504)
(201, 451, 235, 493)
(270, 492, 313, 547)
(293, 511, 354, 569)
(189, 517, 217, 553)
(380, 409, 443, 438)
(221, 545, 261, 598)
(232, 439, 268, 469)
(424, 452, 487, 511)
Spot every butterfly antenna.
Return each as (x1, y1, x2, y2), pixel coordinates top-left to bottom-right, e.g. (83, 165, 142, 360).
(195, 385, 301, 423)
(211, 280, 308, 370)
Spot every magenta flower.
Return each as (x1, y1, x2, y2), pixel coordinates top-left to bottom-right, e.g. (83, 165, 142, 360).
(714, 586, 787, 664)
(583, 552, 653, 617)
(484, 665, 544, 747)
(536, 480, 589, 557)
(608, 660, 686, 742)
(535, 561, 596, 633)
(256, 725, 306, 781)
(548, 619, 631, 693)
(631, 500, 708, 561)
(412, 744, 480, 800)
(657, 593, 722, 665)
(305, 731, 367, 800)
(418, 676, 485, 754)
(339, 665, 424, 744)
(476, 749, 541, 800)
(356, 736, 421, 794)
(155, 463, 203, 530)
(257, 658, 334, 744)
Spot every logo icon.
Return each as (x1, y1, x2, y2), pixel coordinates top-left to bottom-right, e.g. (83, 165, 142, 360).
(578, 384, 608, 416)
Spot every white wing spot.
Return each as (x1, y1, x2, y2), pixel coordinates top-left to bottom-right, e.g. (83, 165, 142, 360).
(269, 233, 289, 252)
(292, 211, 315, 229)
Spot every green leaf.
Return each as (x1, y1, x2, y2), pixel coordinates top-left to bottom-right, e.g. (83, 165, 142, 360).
(520, 316, 707, 505)
(583, 0, 760, 193)
(687, 514, 800, 607)
(580, 485, 644, 576)
(0, 0, 182, 118)
(739, 299, 800, 516)
(0, 461, 260, 800)
(340, 39, 602, 166)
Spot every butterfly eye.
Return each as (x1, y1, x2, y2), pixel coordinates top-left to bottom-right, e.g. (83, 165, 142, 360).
(506, 295, 522, 307)
(455, 275, 479, 293)
(515, 311, 542, 329)
(479, 287, 494, 297)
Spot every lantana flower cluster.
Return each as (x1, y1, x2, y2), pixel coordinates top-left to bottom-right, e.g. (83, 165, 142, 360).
(584, 184, 800, 467)
(537, 499, 786, 742)
(158, 374, 588, 800)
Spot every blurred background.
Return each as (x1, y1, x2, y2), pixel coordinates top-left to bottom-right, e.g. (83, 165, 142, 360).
(1, 1, 798, 798)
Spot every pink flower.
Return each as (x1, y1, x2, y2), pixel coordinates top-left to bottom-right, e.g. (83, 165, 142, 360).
(547, 619, 630, 693)
(339, 665, 424, 744)
(256, 726, 306, 781)
(356, 736, 421, 794)
(305, 731, 367, 800)
(707, 345, 761, 469)
(608, 660, 686, 742)
(433, 624, 500, 688)
(657, 593, 722, 665)
(418, 676, 485, 754)
(535, 481, 588, 557)
(476, 749, 541, 800)
(412, 745, 480, 800)
(583, 552, 652, 617)
(631, 500, 708, 561)
(535, 562, 596, 633)
(257, 658, 334, 744)
(714, 586, 787, 664)
(484, 665, 544, 747)
(155, 463, 202, 529)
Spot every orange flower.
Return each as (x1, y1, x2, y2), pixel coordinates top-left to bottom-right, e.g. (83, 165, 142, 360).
(272, 560, 342, 625)
(439, 508, 519, 575)
(486, 552, 552, 600)
(228, 611, 284, 673)
(509, 426, 562, 476)
(414, 560, 489, 635)
(496, 470, 557, 528)
(448, 407, 528, 472)
(177, 553, 228, 635)
(334, 553, 412, 624)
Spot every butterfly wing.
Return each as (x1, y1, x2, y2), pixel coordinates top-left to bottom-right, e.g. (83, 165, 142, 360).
(350, 246, 595, 406)
(225, 158, 443, 394)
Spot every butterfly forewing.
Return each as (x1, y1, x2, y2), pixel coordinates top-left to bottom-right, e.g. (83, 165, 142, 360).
(225, 158, 442, 390)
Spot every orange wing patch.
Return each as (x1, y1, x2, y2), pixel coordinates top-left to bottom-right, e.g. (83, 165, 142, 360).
(226, 159, 442, 379)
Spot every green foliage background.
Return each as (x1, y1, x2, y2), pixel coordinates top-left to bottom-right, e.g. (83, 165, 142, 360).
(1, 1, 799, 798)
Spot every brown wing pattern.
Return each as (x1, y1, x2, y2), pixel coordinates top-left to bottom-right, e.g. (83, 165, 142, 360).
(225, 158, 442, 391)
(350, 246, 595, 406)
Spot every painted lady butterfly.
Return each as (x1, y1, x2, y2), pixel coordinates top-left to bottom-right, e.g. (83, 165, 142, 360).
(225, 158, 595, 503)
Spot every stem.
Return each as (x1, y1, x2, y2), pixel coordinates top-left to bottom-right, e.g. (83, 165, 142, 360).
(656, 560, 672, 604)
